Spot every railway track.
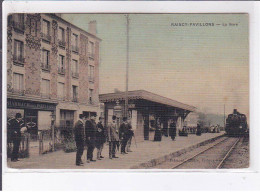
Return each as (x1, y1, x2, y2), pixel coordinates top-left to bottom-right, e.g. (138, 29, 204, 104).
(172, 137, 240, 169)
(150, 136, 241, 169)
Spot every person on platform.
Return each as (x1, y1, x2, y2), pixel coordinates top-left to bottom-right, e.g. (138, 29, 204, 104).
(196, 123, 202, 136)
(154, 119, 162, 141)
(119, 117, 129, 154)
(74, 114, 85, 166)
(107, 115, 119, 159)
(126, 118, 134, 152)
(96, 116, 106, 160)
(169, 119, 177, 140)
(85, 113, 97, 163)
(8, 113, 25, 162)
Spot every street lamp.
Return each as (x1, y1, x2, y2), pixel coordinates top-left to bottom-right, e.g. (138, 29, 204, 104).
(50, 112, 56, 152)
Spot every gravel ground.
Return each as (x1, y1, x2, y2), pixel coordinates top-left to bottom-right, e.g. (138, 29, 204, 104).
(221, 137, 249, 168)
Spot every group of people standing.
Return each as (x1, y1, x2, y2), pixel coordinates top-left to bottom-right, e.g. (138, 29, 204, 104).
(74, 113, 134, 166)
(154, 119, 177, 141)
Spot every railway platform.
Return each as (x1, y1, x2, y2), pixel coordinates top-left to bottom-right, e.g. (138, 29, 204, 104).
(7, 131, 225, 169)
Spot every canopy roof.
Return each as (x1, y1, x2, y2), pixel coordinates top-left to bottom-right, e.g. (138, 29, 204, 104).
(99, 90, 196, 112)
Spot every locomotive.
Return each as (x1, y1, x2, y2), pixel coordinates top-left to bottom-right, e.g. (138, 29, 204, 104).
(225, 109, 248, 137)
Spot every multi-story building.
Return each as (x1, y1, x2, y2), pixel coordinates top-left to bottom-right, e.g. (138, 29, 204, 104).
(7, 13, 101, 136)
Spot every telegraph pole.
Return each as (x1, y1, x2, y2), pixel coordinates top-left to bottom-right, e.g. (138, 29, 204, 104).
(125, 14, 129, 118)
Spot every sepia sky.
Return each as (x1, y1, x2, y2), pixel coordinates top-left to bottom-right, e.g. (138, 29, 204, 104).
(62, 14, 249, 117)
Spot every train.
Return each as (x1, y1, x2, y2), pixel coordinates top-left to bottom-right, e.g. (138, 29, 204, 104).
(225, 109, 248, 137)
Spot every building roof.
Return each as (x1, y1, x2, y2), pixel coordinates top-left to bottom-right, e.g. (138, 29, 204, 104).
(99, 90, 196, 112)
(48, 14, 102, 41)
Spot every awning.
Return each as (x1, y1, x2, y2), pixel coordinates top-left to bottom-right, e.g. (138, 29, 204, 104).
(99, 90, 196, 112)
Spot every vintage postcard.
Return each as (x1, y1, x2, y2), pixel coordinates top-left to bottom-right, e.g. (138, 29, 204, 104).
(4, 12, 250, 171)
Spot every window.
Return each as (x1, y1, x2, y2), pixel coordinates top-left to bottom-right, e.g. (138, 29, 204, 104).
(60, 110, 74, 130)
(71, 60, 78, 78)
(88, 65, 94, 82)
(12, 14, 25, 33)
(58, 55, 65, 74)
(72, 34, 78, 52)
(42, 50, 50, 71)
(42, 20, 50, 35)
(89, 41, 94, 58)
(42, 20, 51, 42)
(72, 85, 78, 102)
(41, 79, 50, 98)
(58, 27, 65, 48)
(58, 82, 65, 100)
(13, 73, 24, 94)
(89, 89, 93, 104)
(13, 40, 24, 65)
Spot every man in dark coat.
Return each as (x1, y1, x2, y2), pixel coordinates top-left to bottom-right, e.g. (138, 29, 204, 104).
(119, 117, 129, 154)
(9, 113, 24, 162)
(169, 119, 177, 140)
(196, 123, 202, 136)
(74, 114, 85, 166)
(85, 113, 97, 162)
(96, 116, 106, 160)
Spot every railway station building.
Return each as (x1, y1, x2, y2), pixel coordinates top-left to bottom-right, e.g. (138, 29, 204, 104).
(99, 90, 196, 142)
(7, 13, 101, 137)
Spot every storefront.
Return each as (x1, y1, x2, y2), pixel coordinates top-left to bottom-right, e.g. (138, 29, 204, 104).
(100, 90, 196, 142)
(7, 98, 57, 138)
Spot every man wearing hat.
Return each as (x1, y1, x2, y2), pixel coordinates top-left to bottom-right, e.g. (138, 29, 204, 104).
(74, 114, 85, 166)
(85, 112, 98, 163)
(119, 117, 129, 154)
(107, 115, 119, 159)
(8, 113, 25, 162)
(96, 116, 106, 160)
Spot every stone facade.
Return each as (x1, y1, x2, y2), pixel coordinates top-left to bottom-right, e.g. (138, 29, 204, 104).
(7, 13, 101, 128)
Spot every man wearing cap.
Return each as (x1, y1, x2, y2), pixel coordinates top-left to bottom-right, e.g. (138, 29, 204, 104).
(74, 114, 85, 166)
(8, 113, 25, 162)
(85, 113, 97, 163)
(107, 115, 119, 159)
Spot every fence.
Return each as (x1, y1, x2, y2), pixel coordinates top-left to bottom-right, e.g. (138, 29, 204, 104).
(7, 132, 30, 158)
(8, 127, 74, 158)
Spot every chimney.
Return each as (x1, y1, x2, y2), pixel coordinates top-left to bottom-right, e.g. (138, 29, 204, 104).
(88, 20, 97, 35)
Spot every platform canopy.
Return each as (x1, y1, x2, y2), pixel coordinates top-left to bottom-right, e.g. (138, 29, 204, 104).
(99, 90, 196, 112)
